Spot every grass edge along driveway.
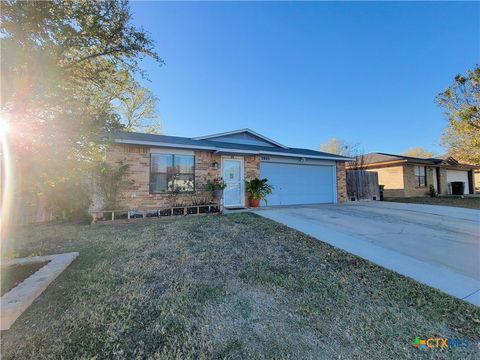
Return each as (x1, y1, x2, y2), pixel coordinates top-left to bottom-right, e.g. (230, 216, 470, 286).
(385, 196, 480, 210)
(1, 213, 479, 359)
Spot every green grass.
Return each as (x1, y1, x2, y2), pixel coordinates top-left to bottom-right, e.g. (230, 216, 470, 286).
(386, 196, 480, 209)
(1, 213, 479, 359)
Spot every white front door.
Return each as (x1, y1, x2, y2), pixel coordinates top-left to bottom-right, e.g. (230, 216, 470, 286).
(222, 158, 244, 207)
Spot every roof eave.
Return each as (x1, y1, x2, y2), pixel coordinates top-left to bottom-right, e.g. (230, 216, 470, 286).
(346, 160, 407, 169)
(216, 148, 352, 161)
(115, 139, 350, 161)
(347, 159, 479, 169)
(114, 139, 216, 151)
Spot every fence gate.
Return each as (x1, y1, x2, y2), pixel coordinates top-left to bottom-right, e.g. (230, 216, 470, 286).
(346, 170, 380, 201)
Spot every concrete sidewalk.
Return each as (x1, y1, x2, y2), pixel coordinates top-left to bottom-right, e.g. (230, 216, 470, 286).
(255, 202, 480, 306)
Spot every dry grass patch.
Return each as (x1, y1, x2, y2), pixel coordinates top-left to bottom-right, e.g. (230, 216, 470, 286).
(386, 196, 480, 209)
(1, 214, 479, 359)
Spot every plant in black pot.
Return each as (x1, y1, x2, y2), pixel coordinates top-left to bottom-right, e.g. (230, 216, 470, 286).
(245, 178, 273, 207)
(206, 178, 227, 201)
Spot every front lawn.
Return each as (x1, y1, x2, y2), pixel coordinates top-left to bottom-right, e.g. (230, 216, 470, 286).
(1, 214, 479, 359)
(386, 196, 480, 209)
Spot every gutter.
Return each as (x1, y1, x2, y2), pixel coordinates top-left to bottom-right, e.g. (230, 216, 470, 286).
(346, 160, 479, 170)
(257, 150, 353, 161)
(115, 139, 217, 151)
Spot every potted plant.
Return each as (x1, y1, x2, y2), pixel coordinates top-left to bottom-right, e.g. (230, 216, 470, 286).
(245, 178, 273, 207)
(206, 178, 227, 201)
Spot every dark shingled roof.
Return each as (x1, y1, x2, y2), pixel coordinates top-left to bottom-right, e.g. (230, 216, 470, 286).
(359, 152, 445, 165)
(352, 153, 479, 169)
(113, 131, 352, 160)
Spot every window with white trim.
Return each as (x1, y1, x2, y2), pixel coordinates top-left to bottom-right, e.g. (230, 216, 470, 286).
(414, 165, 426, 187)
(150, 154, 195, 193)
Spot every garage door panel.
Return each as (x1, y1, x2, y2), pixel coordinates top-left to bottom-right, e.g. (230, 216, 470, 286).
(446, 170, 469, 195)
(260, 162, 335, 206)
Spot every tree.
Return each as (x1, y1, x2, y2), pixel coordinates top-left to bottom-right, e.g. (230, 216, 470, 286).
(0, 1, 162, 219)
(402, 147, 434, 158)
(95, 161, 133, 210)
(319, 138, 358, 157)
(115, 81, 162, 134)
(437, 65, 480, 165)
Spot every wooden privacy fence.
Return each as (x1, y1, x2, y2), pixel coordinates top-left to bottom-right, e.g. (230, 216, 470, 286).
(8, 194, 54, 225)
(346, 170, 380, 201)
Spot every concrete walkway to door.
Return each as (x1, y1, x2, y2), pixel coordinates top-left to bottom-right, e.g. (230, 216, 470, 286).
(254, 201, 480, 306)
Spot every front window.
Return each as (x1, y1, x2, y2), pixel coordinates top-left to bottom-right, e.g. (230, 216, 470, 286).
(414, 166, 426, 187)
(150, 154, 195, 193)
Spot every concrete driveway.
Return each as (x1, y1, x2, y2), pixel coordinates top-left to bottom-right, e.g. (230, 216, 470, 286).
(255, 201, 480, 306)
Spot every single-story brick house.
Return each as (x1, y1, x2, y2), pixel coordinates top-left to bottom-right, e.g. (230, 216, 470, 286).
(105, 129, 351, 209)
(476, 170, 480, 193)
(347, 153, 477, 198)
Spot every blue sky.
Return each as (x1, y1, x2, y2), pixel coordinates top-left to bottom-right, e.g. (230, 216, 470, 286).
(130, 1, 479, 154)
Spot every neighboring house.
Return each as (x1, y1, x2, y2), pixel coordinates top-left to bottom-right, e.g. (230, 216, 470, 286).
(106, 129, 351, 209)
(347, 153, 477, 198)
(475, 170, 480, 193)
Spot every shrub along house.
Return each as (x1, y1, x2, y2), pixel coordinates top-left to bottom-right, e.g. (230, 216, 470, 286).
(347, 153, 477, 198)
(105, 129, 351, 211)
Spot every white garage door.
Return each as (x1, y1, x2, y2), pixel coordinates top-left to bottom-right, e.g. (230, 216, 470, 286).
(259, 162, 335, 206)
(446, 170, 469, 195)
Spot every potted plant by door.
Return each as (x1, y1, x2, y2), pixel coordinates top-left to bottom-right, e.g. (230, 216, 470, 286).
(245, 178, 273, 207)
(206, 178, 227, 201)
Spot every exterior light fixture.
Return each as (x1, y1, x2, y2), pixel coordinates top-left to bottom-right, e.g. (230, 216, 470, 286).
(299, 157, 306, 162)
(212, 161, 219, 170)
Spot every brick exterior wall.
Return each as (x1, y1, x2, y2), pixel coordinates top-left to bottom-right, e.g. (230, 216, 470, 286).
(336, 162, 347, 203)
(402, 164, 433, 197)
(244, 155, 260, 179)
(243, 155, 260, 206)
(369, 165, 405, 197)
(368, 164, 434, 198)
(104, 144, 345, 208)
(366, 163, 473, 198)
(475, 171, 480, 193)
(105, 144, 221, 209)
(438, 167, 448, 195)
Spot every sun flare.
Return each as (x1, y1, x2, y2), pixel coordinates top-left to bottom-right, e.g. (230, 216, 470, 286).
(0, 117, 14, 245)
(0, 119, 9, 136)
